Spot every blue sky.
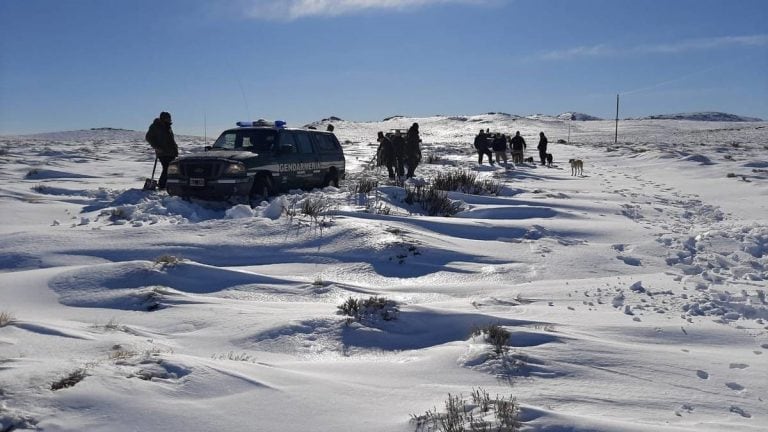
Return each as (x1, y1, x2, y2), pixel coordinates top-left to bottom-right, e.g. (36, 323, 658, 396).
(1, 0, 766, 135)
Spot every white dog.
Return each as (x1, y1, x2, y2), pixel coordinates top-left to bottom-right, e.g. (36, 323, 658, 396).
(569, 159, 583, 176)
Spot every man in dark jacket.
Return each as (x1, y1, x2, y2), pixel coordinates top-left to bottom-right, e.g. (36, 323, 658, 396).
(404, 122, 422, 178)
(145, 111, 179, 189)
(510, 131, 526, 164)
(390, 130, 406, 177)
(473, 129, 493, 165)
(492, 133, 508, 166)
(537, 132, 548, 166)
(376, 131, 396, 179)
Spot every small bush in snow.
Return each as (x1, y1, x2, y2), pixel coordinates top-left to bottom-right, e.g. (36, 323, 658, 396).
(0, 311, 14, 327)
(284, 195, 333, 222)
(300, 196, 331, 219)
(213, 351, 256, 362)
(354, 177, 379, 194)
(473, 323, 511, 355)
(411, 388, 520, 432)
(405, 184, 463, 217)
(366, 200, 392, 215)
(50, 368, 87, 391)
(109, 347, 137, 360)
(104, 317, 121, 331)
(476, 178, 504, 196)
(431, 170, 503, 196)
(337, 296, 399, 324)
(432, 170, 477, 193)
(154, 254, 182, 268)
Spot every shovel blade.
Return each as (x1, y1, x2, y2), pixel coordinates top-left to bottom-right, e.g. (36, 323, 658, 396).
(143, 179, 158, 191)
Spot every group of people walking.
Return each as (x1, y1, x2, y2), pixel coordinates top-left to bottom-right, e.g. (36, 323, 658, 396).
(376, 122, 422, 179)
(374, 124, 551, 181)
(473, 129, 549, 167)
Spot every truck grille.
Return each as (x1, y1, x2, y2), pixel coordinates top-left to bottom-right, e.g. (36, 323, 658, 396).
(180, 161, 223, 178)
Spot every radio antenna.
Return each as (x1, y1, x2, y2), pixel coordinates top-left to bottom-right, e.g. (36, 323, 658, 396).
(236, 78, 251, 119)
(204, 111, 207, 145)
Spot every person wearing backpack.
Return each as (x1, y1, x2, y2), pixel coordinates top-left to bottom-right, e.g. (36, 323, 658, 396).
(404, 122, 422, 178)
(145, 111, 179, 189)
(376, 131, 396, 179)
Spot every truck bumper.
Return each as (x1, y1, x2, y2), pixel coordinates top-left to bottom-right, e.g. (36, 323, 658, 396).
(166, 177, 253, 201)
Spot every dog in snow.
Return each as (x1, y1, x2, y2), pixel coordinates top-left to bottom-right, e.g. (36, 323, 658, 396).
(523, 156, 534, 164)
(546, 153, 554, 167)
(569, 159, 584, 176)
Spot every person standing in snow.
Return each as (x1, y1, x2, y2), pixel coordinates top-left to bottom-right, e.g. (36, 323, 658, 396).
(473, 129, 493, 165)
(145, 111, 179, 189)
(492, 133, 508, 166)
(404, 122, 422, 178)
(510, 131, 526, 164)
(376, 131, 396, 179)
(537, 131, 548, 166)
(390, 129, 406, 177)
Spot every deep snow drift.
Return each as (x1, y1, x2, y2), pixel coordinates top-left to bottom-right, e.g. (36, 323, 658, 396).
(1, 115, 767, 431)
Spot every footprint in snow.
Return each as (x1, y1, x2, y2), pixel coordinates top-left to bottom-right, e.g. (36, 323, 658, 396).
(726, 382, 745, 391)
(696, 370, 709, 379)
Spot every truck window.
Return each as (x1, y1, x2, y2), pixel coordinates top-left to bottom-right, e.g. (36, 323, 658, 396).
(315, 134, 339, 153)
(295, 132, 314, 154)
(212, 129, 277, 152)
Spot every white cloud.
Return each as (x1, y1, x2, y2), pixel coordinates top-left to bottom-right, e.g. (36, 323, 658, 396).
(241, 0, 490, 20)
(535, 34, 768, 61)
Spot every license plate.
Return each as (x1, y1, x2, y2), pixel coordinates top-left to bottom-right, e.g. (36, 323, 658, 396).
(189, 178, 205, 187)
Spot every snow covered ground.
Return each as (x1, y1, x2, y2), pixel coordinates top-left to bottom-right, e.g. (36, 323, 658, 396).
(1, 115, 766, 431)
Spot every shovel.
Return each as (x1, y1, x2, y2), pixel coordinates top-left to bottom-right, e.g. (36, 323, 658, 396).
(143, 156, 158, 191)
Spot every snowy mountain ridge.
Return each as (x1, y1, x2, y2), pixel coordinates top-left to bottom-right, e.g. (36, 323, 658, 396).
(634, 111, 763, 122)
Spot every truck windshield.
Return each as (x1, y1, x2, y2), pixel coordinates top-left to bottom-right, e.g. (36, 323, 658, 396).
(212, 129, 277, 152)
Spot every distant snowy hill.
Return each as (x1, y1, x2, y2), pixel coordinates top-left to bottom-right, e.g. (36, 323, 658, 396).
(557, 112, 603, 121)
(636, 112, 763, 122)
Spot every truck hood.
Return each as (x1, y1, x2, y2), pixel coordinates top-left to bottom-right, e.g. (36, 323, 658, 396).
(177, 150, 263, 162)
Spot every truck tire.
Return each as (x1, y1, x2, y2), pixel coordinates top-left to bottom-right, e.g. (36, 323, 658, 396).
(250, 175, 272, 206)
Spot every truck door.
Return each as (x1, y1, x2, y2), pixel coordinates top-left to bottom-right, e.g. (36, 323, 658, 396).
(295, 131, 321, 187)
(276, 131, 309, 190)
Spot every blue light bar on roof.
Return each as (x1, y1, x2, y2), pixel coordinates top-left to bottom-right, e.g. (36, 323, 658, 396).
(236, 119, 286, 128)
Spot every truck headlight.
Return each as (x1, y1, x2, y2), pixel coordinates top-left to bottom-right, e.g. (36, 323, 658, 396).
(168, 163, 179, 175)
(224, 163, 245, 175)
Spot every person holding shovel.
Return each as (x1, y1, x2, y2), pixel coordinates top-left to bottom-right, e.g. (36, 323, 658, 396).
(145, 111, 178, 190)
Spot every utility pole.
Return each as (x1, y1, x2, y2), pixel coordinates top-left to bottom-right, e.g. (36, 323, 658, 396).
(567, 118, 572, 144)
(615, 94, 619, 144)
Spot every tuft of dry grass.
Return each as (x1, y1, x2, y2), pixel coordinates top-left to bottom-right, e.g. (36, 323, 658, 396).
(0, 311, 15, 327)
(50, 369, 87, 391)
(154, 255, 182, 268)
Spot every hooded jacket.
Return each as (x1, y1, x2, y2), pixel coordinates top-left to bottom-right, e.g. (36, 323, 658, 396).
(145, 118, 179, 158)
